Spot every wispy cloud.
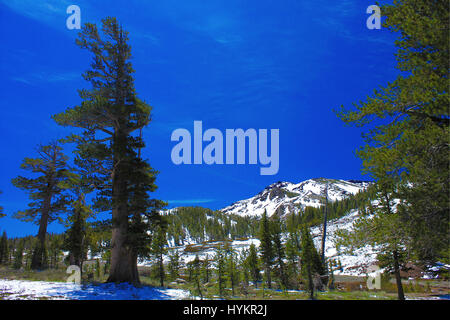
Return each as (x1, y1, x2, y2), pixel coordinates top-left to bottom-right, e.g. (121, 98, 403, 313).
(1, 0, 73, 26)
(12, 71, 79, 85)
(166, 199, 216, 205)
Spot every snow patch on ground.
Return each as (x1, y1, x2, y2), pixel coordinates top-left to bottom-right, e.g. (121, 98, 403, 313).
(0, 279, 190, 300)
(310, 209, 379, 276)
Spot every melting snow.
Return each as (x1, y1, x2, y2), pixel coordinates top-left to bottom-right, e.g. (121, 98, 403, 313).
(0, 279, 190, 300)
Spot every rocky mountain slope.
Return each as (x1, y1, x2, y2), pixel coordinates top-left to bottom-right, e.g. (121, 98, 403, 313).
(221, 178, 371, 217)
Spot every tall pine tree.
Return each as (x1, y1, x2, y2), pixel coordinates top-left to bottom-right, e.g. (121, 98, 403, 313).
(0, 231, 8, 265)
(214, 245, 226, 298)
(336, 178, 409, 300)
(151, 220, 168, 287)
(258, 210, 274, 289)
(336, 0, 449, 265)
(53, 18, 164, 284)
(12, 142, 71, 269)
(271, 215, 288, 289)
(247, 243, 261, 288)
(300, 225, 323, 299)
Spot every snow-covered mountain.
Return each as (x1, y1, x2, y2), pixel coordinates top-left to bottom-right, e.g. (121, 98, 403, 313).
(221, 178, 371, 217)
(139, 178, 377, 276)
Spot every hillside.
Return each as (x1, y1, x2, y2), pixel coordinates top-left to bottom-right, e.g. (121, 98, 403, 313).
(143, 209, 378, 277)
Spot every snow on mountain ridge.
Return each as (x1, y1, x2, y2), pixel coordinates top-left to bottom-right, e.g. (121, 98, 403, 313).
(221, 178, 371, 218)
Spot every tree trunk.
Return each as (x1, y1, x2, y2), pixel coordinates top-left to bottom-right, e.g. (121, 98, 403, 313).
(159, 253, 164, 287)
(320, 183, 328, 263)
(266, 266, 272, 289)
(308, 269, 314, 300)
(107, 218, 140, 284)
(393, 250, 405, 300)
(107, 134, 140, 285)
(31, 195, 51, 270)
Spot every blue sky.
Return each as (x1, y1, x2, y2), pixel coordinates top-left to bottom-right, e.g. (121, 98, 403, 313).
(0, 0, 399, 237)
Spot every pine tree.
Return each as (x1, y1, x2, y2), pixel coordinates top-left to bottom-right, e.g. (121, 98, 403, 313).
(64, 193, 92, 270)
(336, 0, 449, 265)
(259, 210, 273, 289)
(12, 142, 72, 270)
(271, 215, 288, 289)
(214, 246, 226, 298)
(168, 250, 181, 281)
(247, 243, 260, 288)
(0, 231, 9, 265)
(191, 255, 203, 299)
(300, 225, 323, 299)
(320, 182, 329, 263)
(53, 17, 163, 284)
(151, 221, 167, 287)
(336, 180, 408, 300)
(25, 239, 34, 270)
(13, 239, 24, 270)
(239, 249, 250, 294)
(202, 254, 211, 284)
(225, 244, 239, 296)
(285, 229, 301, 286)
(48, 234, 63, 269)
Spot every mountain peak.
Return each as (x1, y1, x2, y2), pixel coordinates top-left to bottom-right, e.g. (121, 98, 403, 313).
(221, 178, 371, 217)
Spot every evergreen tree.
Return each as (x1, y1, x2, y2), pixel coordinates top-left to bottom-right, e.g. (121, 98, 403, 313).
(53, 17, 163, 284)
(168, 250, 181, 281)
(271, 215, 288, 289)
(202, 253, 211, 284)
(0, 231, 9, 265)
(259, 210, 274, 289)
(336, 180, 408, 300)
(191, 255, 203, 299)
(214, 246, 226, 298)
(320, 183, 329, 263)
(225, 244, 239, 296)
(239, 249, 250, 293)
(151, 221, 168, 287)
(285, 229, 301, 285)
(48, 234, 63, 269)
(247, 243, 260, 288)
(336, 0, 449, 265)
(12, 142, 72, 270)
(300, 225, 323, 299)
(13, 239, 24, 270)
(64, 193, 93, 270)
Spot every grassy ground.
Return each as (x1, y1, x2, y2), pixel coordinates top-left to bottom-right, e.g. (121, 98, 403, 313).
(0, 265, 69, 282)
(156, 281, 397, 300)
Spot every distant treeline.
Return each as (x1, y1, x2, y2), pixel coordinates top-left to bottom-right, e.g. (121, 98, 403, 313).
(164, 207, 260, 245)
(300, 185, 377, 227)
